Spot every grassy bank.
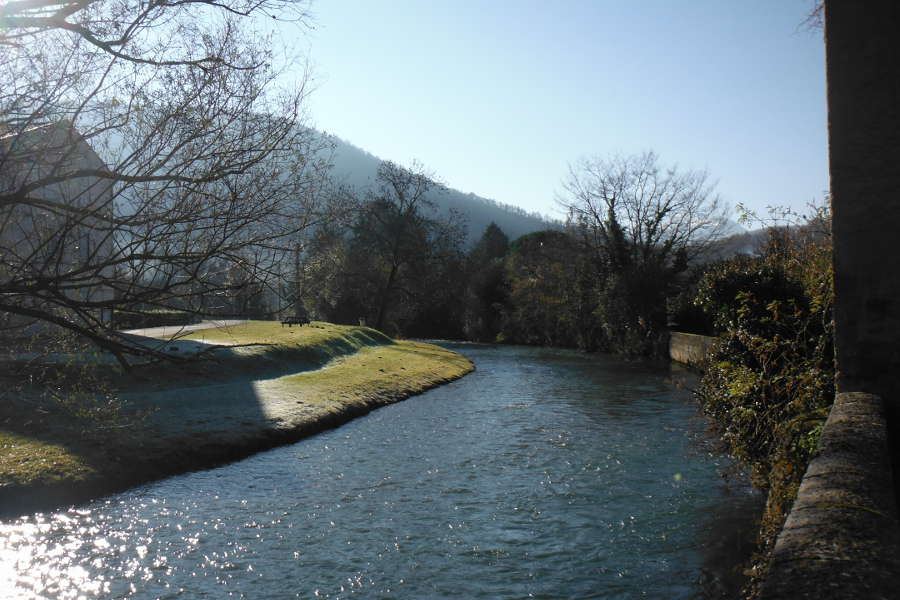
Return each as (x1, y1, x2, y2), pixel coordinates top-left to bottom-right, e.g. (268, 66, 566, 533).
(0, 322, 474, 517)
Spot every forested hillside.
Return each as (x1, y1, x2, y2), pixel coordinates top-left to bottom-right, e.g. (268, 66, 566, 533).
(324, 135, 558, 245)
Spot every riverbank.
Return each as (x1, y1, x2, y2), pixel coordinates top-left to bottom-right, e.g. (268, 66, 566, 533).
(1, 342, 758, 599)
(0, 322, 474, 518)
(669, 331, 900, 598)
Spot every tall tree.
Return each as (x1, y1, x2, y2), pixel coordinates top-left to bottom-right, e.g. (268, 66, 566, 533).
(343, 160, 465, 333)
(562, 151, 725, 269)
(501, 230, 583, 347)
(464, 222, 509, 342)
(560, 151, 727, 354)
(0, 0, 332, 365)
(470, 222, 509, 264)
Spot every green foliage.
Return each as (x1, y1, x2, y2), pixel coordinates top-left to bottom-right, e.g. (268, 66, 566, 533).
(693, 218, 834, 556)
(694, 257, 804, 336)
(315, 161, 467, 338)
(666, 264, 716, 336)
(470, 222, 509, 263)
(463, 225, 510, 342)
(593, 261, 673, 356)
(499, 230, 596, 348)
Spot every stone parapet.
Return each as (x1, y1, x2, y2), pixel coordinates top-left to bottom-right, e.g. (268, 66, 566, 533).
(759, 392, 900, 599)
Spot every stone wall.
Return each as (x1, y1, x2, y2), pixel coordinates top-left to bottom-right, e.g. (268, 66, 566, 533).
(759, 392, 900, 599)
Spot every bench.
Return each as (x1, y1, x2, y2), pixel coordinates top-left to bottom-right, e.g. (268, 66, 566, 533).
(281, 315, 310, 327)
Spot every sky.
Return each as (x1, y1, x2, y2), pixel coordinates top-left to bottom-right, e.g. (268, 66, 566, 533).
(279, 0, 827, 222)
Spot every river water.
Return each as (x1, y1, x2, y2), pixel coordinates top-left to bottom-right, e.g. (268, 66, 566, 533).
(0, 344, 760, 599)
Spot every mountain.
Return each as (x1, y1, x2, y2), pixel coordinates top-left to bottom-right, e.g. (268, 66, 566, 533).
(323, 134, 560, 245)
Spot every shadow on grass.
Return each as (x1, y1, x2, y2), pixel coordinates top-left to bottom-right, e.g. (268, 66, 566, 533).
(0, 324, 396, 517)
(116, 324, 395, 389)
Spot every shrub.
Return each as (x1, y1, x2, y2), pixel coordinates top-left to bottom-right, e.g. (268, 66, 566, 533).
(693, 214, 834, 573)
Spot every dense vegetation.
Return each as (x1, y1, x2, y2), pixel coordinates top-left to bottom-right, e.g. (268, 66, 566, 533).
(293, 153, 727, 357)
(692, 207, 834, 589)
(298, 216, 687, 353)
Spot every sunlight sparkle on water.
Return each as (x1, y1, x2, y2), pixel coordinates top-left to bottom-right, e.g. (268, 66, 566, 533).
(0, 345, 758, 599)
(0, 507, 170, 600)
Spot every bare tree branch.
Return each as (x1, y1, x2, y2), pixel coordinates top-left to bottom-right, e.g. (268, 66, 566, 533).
(1, 0, 337, 366)
(559, 151, 728, 269)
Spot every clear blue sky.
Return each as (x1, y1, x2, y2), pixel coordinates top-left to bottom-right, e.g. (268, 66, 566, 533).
(282, 0, 827, 221)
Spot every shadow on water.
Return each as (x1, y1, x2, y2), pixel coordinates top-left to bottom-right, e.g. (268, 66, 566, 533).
(667, 362, 764, 599)
(697, 484, 765, 598)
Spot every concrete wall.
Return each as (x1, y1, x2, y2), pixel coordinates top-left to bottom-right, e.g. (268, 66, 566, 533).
(668, 331, 716, 368)
(759, 392, 900, 599)
(827, 2, 900, 405)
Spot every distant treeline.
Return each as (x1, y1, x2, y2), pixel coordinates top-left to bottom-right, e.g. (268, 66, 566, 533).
(297, 153, 730, 357)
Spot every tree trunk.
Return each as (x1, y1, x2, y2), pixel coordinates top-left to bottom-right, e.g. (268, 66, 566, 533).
(375, 264, 399, 332)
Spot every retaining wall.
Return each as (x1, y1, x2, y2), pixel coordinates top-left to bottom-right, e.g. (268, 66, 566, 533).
(668, 331, 716, 368)
(759, 392, 900, 599)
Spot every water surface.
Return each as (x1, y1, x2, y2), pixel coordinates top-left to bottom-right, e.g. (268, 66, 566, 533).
(0, 344, 759, 599)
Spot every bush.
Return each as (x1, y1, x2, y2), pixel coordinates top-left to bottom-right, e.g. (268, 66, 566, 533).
(693, 218, 834, 574)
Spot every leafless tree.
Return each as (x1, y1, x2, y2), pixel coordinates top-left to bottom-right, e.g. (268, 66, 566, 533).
(560, 151, 728, 272)
(559, 151, 729, 354)
(802, 1, 825, 31)
(344, 160, 465, 332)
(0, 0, 337, 367)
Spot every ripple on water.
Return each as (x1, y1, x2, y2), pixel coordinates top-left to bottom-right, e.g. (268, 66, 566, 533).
(0, 344, 760, 599)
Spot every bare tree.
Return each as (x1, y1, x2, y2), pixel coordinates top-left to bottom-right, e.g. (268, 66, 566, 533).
(802, 1, 825, 31)
(560, 151, 728, 354)
(0, 0, 335, 366)
(561, 151, 727, 270)
(341, 160, 465, 332)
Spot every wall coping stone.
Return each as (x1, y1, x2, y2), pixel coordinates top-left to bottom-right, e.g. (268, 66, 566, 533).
(759, 392, 900, 599)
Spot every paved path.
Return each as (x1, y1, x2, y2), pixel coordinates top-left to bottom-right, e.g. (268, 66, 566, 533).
(120, 319, 248, 339)
(1, 320, 250, 363)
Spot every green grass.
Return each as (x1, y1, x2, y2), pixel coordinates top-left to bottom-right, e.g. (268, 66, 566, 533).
(0, 321, 473, 505)
(267, 340, 474, 413)
(121, 321, 397, 388)
(0, 431, 97, 487)
(183, 320, 392, 356)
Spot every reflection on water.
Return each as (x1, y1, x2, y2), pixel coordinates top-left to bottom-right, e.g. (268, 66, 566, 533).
(0, 344, 761, 599)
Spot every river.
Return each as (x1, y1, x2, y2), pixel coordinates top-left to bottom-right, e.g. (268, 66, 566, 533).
(0, 343, 760, 599)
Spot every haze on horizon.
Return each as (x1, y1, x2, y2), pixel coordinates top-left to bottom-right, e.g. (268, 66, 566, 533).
(283, 0, 827, 223)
